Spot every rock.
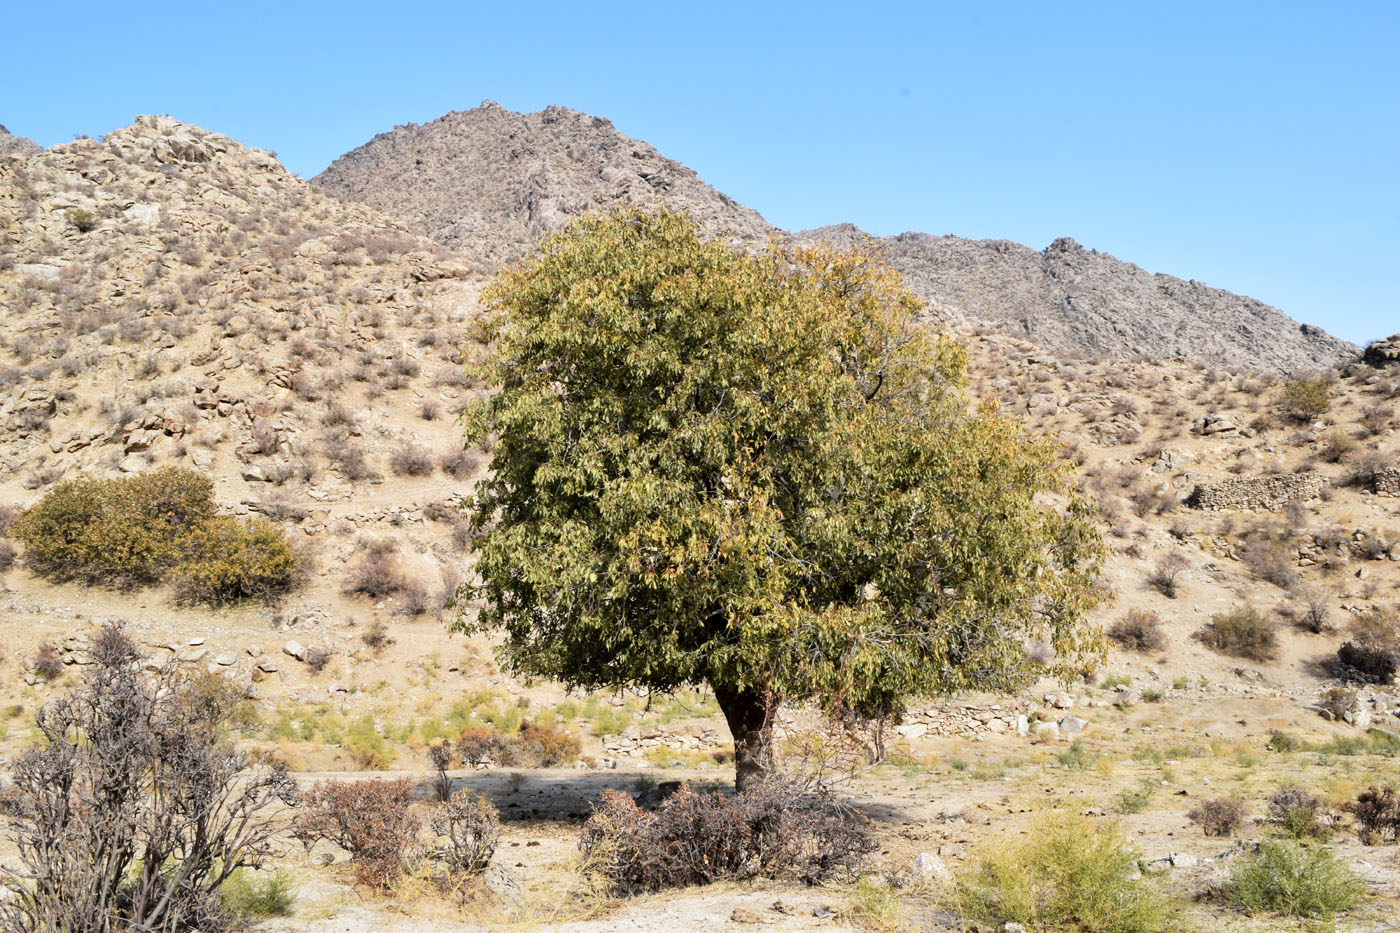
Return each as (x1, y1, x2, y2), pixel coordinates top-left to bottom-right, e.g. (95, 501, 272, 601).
(256, 660, 278, 673)
(1033, 720, 1060, 740)
(1169, 852, 1198, 868)
(729, 907, 768, 924)
(1364, 334, 1400, 368)
(214, 652, 236, 667)
(282, 640, 307, 661)
(241, 464, 265, 483)
(117, 455, 146, 473)
(1343, 707, 1372, 729)
(910, 851, 950, 882)
(1058, 716, 1089, 735)
(896, 723, 928, 740)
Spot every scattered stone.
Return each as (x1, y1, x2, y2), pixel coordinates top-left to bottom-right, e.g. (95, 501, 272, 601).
(910, 851, 950, 882)
(282, 640, 307, 661)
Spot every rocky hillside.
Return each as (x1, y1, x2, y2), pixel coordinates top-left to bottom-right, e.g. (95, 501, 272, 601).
(797, 224, 1357, 375)
(313, 101, 777, 268)
(0, 115, 488, 618)
(316, 103, 1355, 375)
(0, 125, 40, 158)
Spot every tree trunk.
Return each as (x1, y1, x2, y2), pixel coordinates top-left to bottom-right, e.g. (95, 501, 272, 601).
(712, 682, 775, 793)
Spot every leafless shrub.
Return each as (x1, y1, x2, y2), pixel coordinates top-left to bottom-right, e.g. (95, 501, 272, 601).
(389, 443, 434, 477)
(1108, 608, 1166, 653)
(361, 620, 393, 653)
(431, 788, 500, 876)
(344, 539, 404, 599)
(439, 448, 480, 480)
(1147, 552, 1190, 598)
(419, 400, 440, 421)
(1344, 786, 1400, 846)
(31, 643, 63, 681)
(1291, 585, 1332, 633)
(1188, 797, 1247, 837)
(0, 625, 298, 932)
(579, 780, 874, 893)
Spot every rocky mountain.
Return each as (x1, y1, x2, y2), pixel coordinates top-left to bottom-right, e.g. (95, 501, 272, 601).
(316, 103, 1356, 375)
(795, 224, 1357, 375)
(313, 102, 777, 269)
(0, 124, 40, 158)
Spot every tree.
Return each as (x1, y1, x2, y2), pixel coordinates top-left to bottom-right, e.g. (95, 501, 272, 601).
(456, 209, 1106, 790)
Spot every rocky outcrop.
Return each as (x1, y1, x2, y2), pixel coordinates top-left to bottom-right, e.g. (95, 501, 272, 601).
(1364, 335, 1400, 368)
(1186, 472, 1330, 511)
(0, 124, 40, 158)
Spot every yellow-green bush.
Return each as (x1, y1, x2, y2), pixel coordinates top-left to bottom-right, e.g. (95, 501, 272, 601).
(954, 811, 1175, 933)
(14, 467, 296, 605)
(1282, 377, 1334, 422)
(177, 516, 298, 604)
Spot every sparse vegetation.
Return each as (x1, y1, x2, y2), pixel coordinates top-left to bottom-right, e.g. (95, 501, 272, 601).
(1194, 605, 1279, 662)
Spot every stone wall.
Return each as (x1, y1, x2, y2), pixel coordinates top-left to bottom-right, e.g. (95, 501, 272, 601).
(1186, 471, 1329, 511)
(1375, 466, 1400, 498)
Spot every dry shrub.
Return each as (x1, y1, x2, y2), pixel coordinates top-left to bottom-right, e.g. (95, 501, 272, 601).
(579, 780, 873, 893)
(0, 625, 298, 932)
(1267, 787, 1331, 840)
(1195, 605, 1278, 661)
(389, 443, 434, 477)
(1319, 686, 1358, 720)
(294, 778, 420, 890)
(1188, 797, 1247, 837)
(1242, 529, 1299, 589)
(1108, 608, 1165, 653)
(343, 539, 404, 599)
(1146, 552, 1189, 598)
(31, 643, 63, 681)
(361, 620, 393, 652)
(430, 788, 500, 876)
(438, 448, 480, 480)
(1336, 639, 1399, 685)
(1344, 785, 1400, 845)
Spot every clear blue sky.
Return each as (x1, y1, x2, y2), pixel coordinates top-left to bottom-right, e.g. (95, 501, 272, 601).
(4, 1, 1395, 344)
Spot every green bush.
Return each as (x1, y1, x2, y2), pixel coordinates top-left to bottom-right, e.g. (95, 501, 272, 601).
(954, 812, 1174, 933)
(1224, 839, 1364, 918)
(66, 208, 98, 233)
(218, 867, 297, 918)
(176, 516, 298, 604)
(14, 468, 297, 605)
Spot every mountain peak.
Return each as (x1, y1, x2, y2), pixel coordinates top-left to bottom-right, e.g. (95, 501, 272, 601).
(313, 102, 776, 268)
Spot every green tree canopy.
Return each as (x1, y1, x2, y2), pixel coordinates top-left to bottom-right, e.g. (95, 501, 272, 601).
(457, 209, 1106, 788)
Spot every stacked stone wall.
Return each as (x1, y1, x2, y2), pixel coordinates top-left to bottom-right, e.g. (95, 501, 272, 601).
(1187, 472, 1329, 511)
(1375, 467, 1400, 498)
